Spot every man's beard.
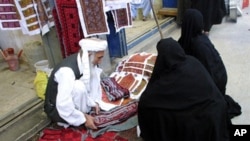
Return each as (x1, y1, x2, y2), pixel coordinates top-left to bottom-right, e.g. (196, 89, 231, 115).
(89, 53, 97, 78)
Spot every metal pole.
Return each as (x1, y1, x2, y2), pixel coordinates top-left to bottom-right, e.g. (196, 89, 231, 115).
(150, 0, 163, 39)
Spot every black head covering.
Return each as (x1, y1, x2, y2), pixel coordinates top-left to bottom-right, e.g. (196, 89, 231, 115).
(190, 0, 227, 31)
(138, 38, 230, 141)
(148, 37, 186, 84)
(177, 9, 242, 119)
(139, 37, 225, 110)
(178, 9, 204, 54)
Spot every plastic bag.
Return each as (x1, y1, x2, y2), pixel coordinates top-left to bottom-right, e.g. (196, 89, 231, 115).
(34, 70, 48, 100)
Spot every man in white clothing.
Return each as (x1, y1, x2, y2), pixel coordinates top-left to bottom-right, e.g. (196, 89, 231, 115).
(44, 38, 107, 129)
(130, 0, 153, 21)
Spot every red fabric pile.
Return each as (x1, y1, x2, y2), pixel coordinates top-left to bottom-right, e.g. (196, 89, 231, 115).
(39, 127, 128, 141)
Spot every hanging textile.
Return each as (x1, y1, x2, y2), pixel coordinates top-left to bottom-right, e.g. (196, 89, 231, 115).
(75, 0, 132, 37)
(105, 0, 132, 32)
(111, 3, 132, 33)
(75, 0, 109, 37)
(0, 0, 54, 35)
(54, 0, 83, 57)
(0, 0, 21, 30)
(33, 0, 55, 35)
(14, 0, 41, 35)
(51, 0, 132, 57)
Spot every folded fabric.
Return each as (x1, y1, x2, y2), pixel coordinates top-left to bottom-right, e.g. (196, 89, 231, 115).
(115, 52, 157, 78)
(90, 100, 138, 128)
(101, 77, 130, 101)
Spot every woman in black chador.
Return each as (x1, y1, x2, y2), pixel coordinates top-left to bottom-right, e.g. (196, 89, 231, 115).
(191, 0, 227, 34)
(178, 9, 241, 119)
(138, 38, 230, 141)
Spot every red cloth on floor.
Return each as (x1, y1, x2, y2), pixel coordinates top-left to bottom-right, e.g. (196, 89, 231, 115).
(39, 127, 128, 141)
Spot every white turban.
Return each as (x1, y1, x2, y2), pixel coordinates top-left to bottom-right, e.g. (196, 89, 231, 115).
(79, 38, 107, 52)
(78, 38, 107, 92)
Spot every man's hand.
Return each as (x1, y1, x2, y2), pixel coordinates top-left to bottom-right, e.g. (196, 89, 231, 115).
(92, 103, 100, 115)
(84, 114, 97, 130)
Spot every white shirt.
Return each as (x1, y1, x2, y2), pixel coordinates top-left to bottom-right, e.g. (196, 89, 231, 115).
(54, 53, 102, 127)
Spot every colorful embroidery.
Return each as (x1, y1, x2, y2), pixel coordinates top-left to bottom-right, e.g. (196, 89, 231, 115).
(54, 0, 83, 57)
(0, 1, 21, 30)
(76, 0, 109, 37)
(90, 100, 138, 128)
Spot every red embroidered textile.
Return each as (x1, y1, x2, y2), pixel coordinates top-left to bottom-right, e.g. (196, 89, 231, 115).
(54, 0, 83, 57)
(52, 8, 66, 58)
(90, 100, 138, 128)
(116, 53, 157, 78)
(111, 3, 132, 32)
(117, 73, 136, 90)
(110, 71, 148, 99)
(76, 0, 109, 37)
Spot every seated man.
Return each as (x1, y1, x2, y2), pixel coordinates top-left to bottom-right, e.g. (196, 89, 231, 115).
(44, 38, 107, 129)
(130, 0, 153, 21)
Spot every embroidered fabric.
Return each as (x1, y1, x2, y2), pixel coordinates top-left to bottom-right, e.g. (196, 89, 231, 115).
(90, 100, 138, 128)
(115, 52, 157, 78)
(101, 77, 130, 101)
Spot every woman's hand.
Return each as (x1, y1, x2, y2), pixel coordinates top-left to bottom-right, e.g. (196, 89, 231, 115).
(84, 114, 97, 130)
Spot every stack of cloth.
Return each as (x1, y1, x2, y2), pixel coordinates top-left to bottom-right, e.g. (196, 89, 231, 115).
(110, 52, 157, 99)
(99, 52, 157, 108)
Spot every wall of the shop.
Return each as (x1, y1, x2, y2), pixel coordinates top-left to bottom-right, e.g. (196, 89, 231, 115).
(0, 30, 42, 50)
(0, 30, 45, 64)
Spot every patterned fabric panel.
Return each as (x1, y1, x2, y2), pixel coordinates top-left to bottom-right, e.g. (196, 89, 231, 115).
(115, 52, 157, 78)
(0, 1, 21, 30)
(13, 0, 53, 35)
(54, 0, 83, 57)
(90, 100, 138, 128)
(111, 3, 132, 32)
(110, 71, 147, 100)
(76, 0, 109, 37)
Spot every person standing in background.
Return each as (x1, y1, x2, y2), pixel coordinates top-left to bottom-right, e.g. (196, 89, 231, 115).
(191, 0, 227, 34)
(130, 0, 153, 21)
